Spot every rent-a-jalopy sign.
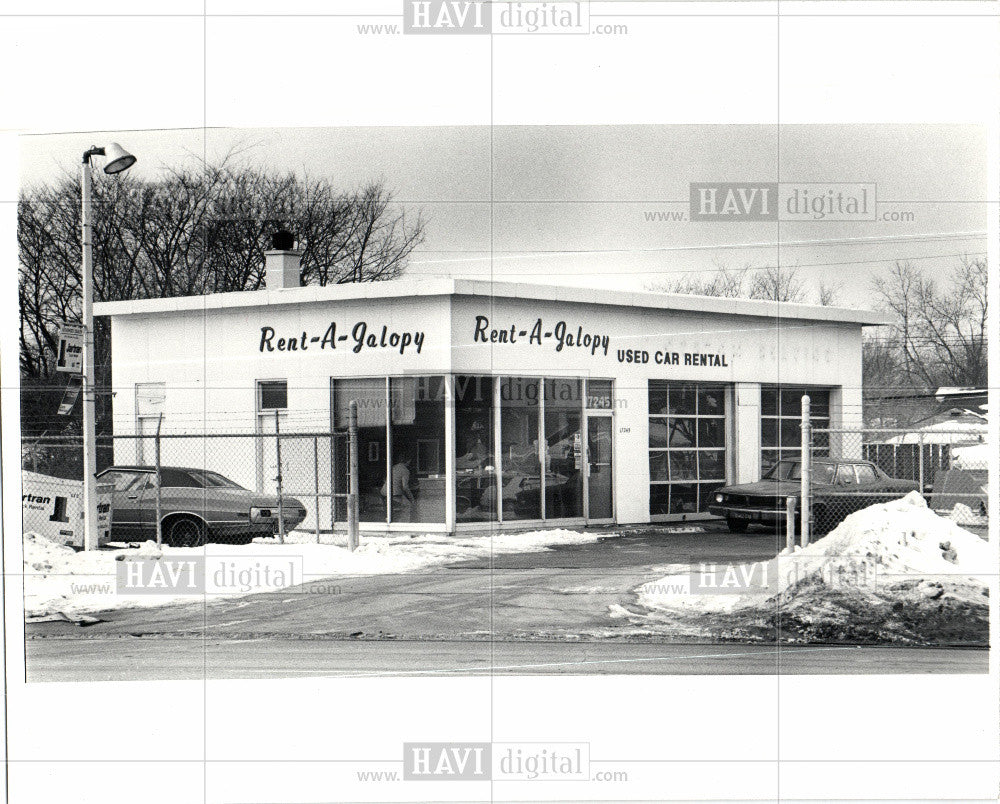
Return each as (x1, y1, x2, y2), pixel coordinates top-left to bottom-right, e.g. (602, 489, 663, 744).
(473, 315, 731, 367)
(257, 314, 731, 367)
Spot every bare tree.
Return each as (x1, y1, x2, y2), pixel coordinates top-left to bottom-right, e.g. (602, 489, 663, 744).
(648, 263, 807, 303)
(747, 265, 805, 302)
(18, 158, 425, 436)
(871, 258, 987, 390)
(816, 281, 841, 307)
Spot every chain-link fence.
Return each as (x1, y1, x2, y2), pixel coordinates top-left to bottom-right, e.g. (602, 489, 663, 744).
(805, 425, 988, 540)
(23, 418, 361, 548)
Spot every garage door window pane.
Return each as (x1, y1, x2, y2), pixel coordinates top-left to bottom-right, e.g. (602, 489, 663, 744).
(668, 385, 696, 416)
(668, 418, 696, 447)
(649, 453, 668, 482)
(761, 387, 778, 417)
(668, 451, 697, 481)
(698, 418, 725, 449)
(698, 450, 726, 480)
(649, 484, 670, 516)
(669, 484, 698, 514)
(780, 388, 808, 415)
(697, 387, 724, 416)
(780, 419, 800, 449)
(649, 419, 669, 449)
(649, 381, 669, 415)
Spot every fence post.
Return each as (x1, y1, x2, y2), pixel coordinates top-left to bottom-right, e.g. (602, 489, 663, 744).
(785, 496, 797, 553)
(154, 413, 164, 546)
(800, 395, 811, 547)
(313, 435, 321, 544)
(274, 409, 285, 544)
(348, 401, 360, 552)
(918, 431, 925, 502)
(330, 433, 337, 529)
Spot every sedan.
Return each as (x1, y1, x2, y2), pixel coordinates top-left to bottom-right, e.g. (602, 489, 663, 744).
(709, 458, 920, 535)
(96, 465, 307, 547)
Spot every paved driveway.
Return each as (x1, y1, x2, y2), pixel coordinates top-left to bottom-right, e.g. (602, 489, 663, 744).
(26, 525, 781, 642)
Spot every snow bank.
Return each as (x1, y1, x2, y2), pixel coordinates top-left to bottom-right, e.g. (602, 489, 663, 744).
(952, 442, 989, 469)
(624, 491, 990, 617)
(23, 527, 612, 617)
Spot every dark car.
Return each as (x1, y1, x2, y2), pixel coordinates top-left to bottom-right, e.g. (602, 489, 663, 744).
(709, 458, 920, 535)
(96, 465, 307, 547)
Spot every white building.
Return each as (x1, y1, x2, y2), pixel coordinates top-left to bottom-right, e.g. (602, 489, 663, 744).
(95, 247, 888, 534)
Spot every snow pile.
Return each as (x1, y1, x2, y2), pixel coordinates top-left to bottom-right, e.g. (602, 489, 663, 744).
(623, 492, 990, 618)
(23, 527, 612, 617)
(948, 502, 988, 528)
(951, 442, 989, 469)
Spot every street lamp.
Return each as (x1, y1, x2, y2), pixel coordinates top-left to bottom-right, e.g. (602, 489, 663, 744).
(81, 143, 136, 550)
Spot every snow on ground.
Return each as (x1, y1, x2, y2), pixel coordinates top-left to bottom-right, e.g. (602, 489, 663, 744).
(615, 491, 991, 622)
(23, 527, 610, 617)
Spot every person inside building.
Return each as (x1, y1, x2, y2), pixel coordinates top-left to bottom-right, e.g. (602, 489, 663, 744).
(381, 449, 415, 519)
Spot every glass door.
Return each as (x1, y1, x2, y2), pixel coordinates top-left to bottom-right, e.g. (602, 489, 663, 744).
(585, 414, 613, 521)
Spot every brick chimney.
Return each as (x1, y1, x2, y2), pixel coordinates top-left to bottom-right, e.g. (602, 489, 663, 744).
(265, 229, 302, 289)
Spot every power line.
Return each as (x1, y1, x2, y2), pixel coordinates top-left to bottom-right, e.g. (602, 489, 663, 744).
(410, 231, 988, 265)
(415, 251, 988, 277)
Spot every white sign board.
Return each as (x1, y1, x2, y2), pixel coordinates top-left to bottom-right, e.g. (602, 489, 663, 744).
(21, 471, 112, 547)
(56, 322, 84, 373)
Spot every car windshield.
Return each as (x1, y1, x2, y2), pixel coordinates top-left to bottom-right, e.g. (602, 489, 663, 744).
(762, 460, 800, 480)
(762, 461, 836, 483)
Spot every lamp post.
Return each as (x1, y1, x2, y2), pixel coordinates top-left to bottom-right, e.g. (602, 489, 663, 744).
(81, 143, 136, 550)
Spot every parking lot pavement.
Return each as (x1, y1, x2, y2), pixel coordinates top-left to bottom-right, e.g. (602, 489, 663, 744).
(24, 524, 785, 644)
(448, 523, 786, 570)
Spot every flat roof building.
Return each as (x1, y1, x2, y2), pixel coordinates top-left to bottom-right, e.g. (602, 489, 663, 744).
(96, 251, 889, 534)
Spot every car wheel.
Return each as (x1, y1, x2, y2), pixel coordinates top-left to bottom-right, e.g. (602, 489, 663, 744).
(726, 518, 750, 534)
(166, 516, 207, 548)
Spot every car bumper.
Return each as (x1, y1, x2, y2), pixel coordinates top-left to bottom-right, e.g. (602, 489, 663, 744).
(250, 506, 307, 529)
(709, 505, 788, 524)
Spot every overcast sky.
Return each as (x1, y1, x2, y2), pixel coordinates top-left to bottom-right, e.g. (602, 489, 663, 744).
(19, 124, 987, 309)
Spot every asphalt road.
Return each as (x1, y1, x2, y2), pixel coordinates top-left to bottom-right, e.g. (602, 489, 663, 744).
(26, 639, 987, 681)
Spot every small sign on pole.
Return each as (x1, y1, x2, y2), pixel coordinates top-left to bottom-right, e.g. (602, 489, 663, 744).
(57, 375, 83, 415)
(55, 322, 84, 374)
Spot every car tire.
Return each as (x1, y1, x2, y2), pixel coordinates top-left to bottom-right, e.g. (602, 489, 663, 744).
(727, 518, 750, 534)
(165, 516, 207, 548)
(811, 505, 829, 536)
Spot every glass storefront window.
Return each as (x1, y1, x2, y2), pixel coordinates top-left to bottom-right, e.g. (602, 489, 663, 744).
(500, 377, 542, 521)
(389, 376, 446, 523)
(333, 377, 388, 523)
(648, 381, 728, 516)
(455, 375, 496, 522)
(544, 379, 583, 519)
